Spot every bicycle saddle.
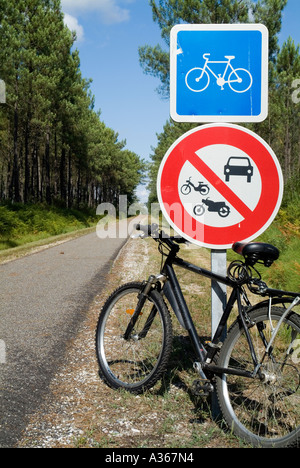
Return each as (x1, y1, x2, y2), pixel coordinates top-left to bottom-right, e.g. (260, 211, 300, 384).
(225, 55, 235, 60)
(232, 242, 280, 267)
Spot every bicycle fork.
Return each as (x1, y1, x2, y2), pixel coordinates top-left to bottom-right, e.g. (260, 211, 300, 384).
(162, 266, 213, 391)
(123, 275, 164, 341)
(125, 272, 211, 385)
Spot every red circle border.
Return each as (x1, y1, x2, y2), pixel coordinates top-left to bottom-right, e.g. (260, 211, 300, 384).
(158, 125, 283, 248)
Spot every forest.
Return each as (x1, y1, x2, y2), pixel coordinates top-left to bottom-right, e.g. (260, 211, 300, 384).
(1, 0, 299, 218)
(139, 0, 300, 209)
(0, 0, 145, 210)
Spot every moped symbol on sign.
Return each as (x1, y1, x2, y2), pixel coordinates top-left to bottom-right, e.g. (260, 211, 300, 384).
(170, 24, 269, 123)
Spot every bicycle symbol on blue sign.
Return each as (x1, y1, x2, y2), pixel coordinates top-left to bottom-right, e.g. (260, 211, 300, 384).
(185, 53, 253, 94)
(170, 24, 269, 123)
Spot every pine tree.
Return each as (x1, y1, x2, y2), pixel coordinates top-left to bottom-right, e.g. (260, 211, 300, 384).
(276, 38, 300, 185)
(139, 0, 251, 97)
(0, 0, 145, 208)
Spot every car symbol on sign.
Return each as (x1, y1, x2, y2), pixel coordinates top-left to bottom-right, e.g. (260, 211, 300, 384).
(224, 157, 254, 183)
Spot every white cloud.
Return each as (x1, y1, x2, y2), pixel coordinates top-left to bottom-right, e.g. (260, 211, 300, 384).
(63, 13, 85, 42)
(135, 185, 149, 204)
(61, 0, 130, 25)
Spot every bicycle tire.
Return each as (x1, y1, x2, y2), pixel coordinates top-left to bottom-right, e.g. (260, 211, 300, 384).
(95, 282, 173, 394)
(185, 68, 210, 92)
(215, 306, 300, 448)
(228, 68, 253, 93)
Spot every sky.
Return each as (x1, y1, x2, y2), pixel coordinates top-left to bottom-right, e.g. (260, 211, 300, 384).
(60, 0, 300, 202)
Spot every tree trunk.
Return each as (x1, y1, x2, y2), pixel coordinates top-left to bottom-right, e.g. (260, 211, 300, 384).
(11, 101, 20, 202)
(60, 146, 66, 204)
(67, 148, 72, 208)
(45, 130, 51, 204)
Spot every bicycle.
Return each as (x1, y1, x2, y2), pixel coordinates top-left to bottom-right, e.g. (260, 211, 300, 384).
(95, 223, 300, 448)
(185, 53, 253, 94)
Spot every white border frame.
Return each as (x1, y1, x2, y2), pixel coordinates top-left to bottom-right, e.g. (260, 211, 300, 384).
(170, 24, 269, 123)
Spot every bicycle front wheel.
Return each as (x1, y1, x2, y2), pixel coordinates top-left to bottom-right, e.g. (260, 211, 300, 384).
(185, 68, 210, 92)
(95, 282, 173, 394)
(216, 307, 300, 448)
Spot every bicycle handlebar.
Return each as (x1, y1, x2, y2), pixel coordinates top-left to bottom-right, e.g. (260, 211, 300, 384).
(135, 223, 155, 235)
(134, 223, 187, 245)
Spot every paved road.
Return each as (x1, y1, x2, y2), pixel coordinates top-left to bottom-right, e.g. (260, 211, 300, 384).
(0, 226, 130, 447)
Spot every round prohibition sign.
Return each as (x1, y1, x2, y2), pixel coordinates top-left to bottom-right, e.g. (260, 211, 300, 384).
(157, 124, 284, 249)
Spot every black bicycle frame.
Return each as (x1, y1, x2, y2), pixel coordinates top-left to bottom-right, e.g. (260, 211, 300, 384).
(160, 248, 299, 381)
(162, 255, 236, 366)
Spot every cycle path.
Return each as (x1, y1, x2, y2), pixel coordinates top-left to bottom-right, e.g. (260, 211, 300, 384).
(0, 220, 136, 447)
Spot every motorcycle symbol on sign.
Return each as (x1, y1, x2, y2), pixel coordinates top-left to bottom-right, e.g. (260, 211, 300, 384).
(193, 198, 231, 218)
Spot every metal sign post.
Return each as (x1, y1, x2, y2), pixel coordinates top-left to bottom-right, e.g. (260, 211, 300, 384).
(211, 249, 227, 418)
(211, 250, 227, 339)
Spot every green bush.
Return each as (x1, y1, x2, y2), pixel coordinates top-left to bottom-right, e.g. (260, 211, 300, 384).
(0, 202, 97, 250)
(257, 201, 300, 292)
(0, 206, 27, 237)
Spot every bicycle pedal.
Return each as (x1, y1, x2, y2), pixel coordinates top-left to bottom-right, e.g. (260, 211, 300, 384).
(205, 340, 222, 350)
(192, 379, 214, 397)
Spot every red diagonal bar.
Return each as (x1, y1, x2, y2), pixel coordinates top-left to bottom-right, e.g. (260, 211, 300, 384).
(187, 151, 254, 219)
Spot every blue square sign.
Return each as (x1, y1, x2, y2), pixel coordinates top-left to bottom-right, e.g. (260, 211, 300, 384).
(170, 24, 269, 123)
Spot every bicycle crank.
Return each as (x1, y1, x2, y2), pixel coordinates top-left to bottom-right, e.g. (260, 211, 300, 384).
(217, 75, 226, 90)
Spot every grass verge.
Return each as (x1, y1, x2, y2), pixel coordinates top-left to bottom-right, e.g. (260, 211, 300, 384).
(0, 202, 98, 251)
(0, 202, 99, 263)
(0, 225, 96, 264)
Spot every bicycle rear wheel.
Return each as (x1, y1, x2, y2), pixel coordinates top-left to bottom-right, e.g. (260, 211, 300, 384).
(216, 306, 300, 448)
(95, 282, 173, 394)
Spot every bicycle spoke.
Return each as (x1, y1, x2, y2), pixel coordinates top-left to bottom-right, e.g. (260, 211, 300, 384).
(217, 307, 300, 445)
(96, 283, 173, 392)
